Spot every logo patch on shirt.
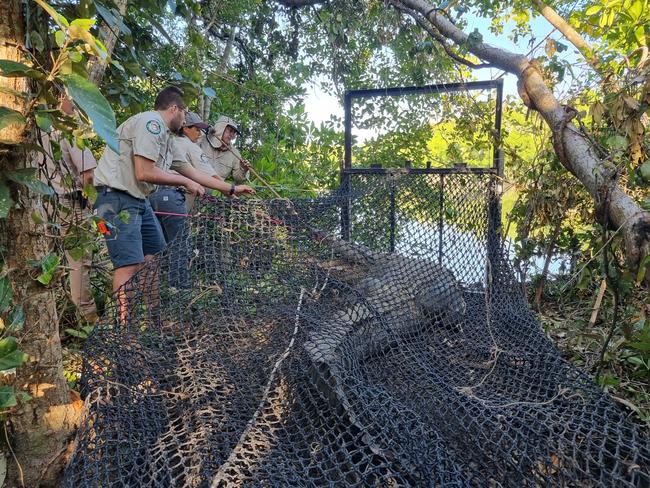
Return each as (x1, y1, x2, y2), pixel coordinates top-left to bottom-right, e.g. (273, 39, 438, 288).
(200, 153, 209, 163)
(146, 120, 161, 135)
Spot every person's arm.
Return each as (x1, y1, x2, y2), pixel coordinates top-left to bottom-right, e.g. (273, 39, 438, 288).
(80, 169, 94, 187)
(175, 164, 255, 196)
(133, 155, 205, 196)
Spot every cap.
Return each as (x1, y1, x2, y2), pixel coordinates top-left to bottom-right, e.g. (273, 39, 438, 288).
(184, 112, 209, 130)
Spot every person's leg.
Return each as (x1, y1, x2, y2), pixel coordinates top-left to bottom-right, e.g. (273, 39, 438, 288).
(140, 199, 167, 324)
(148, 188, 189, 288)
(66, 248, 98, 321)
(148, 187, 187, 242)
(94, 188, 148, 325)
(60, 195, 98, 321)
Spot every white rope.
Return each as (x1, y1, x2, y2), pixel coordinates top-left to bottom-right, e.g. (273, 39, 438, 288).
(210, 287, 306, 487)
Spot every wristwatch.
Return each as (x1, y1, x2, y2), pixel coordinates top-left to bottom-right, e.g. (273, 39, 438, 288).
(229, 183, 236, 196)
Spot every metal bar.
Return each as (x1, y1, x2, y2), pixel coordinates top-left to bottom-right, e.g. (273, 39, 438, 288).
(492, 78, 504, 170)
(342, 167, 497, 175)
(438, 174, 444, 265)
(389, 180, 396, 253)
(341, 92, 353, 240)
(346, 80, 502, 100)
(486, 78, 504, 289)
(344, 91, 352, 170)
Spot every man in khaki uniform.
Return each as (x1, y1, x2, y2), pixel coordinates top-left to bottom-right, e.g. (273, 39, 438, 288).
(94, 87, 248, 319)
(198, 115, 250, 182)
(40, 95, 98, 323)
(148, 112, 254, 287)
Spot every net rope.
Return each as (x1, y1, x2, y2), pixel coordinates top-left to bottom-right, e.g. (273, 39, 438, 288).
(63, 172, 649, 487)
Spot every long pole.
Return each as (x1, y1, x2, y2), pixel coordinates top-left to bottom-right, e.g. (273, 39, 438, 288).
(209, 132, 284, 199)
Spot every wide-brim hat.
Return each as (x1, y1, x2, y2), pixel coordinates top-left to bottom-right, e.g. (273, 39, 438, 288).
(206, 115, 241, 148)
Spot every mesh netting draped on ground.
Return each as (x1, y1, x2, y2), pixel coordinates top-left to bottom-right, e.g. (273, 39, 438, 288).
(64, 172, 649, 487)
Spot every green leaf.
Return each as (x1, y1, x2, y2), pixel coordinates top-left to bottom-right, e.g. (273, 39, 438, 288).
(628, 341, 650, 351)
(636, 254, 650, 283)
(640, 161, 650, 182)
(17, 391, 31, 402)
(31, 210, 45, 224)
(30, 30, 44, 52)
(55, 30, 65, 48)
(37, 253, 60, 285)
(65, 328, 88, 339)
(117, 210, 130, 223)
(70, 18, 95, 30)
(66, 246, 84, 261)
(83, 183, 97, 204)
(628, 0, 643, 21)
(0, 107, 26, 131)
(0, 337, 17, 357)
(68, 50, 83, 63)
(0, 60, 44, 79)
(7, 305, 25, 332)
(0, 276, 12, 313)
(0, 181, 14, 218)
(59, 74, 119, 153)
(35, 0, 69, 29)
(202, 86, 217, 98)
(0, 350, 28, 370)
(0, 337, 27, 370)
(605, 135, 627, 150)
(36, 111, 53, 132)
(585, 5, 602, 15)
(0, 387, 17, 409)
(5, 169, 55, 196)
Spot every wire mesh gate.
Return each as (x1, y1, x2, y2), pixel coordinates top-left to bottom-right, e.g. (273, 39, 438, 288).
(340, 79, 504, 285)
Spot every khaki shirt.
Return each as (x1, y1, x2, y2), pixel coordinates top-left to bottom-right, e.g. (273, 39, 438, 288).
(198, 133, 248, 183)
(94, 111, 189, 199)
(40, 131, 98, 195)
(172, 136, 217, 176)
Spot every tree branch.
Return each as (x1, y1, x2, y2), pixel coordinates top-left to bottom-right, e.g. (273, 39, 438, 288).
(531, 0, 600, 74)
(394, 2, 492, 69)
(88, 0, 128, 85)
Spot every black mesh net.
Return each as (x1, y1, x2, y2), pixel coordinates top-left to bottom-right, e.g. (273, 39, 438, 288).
(64, 172, 649, 487)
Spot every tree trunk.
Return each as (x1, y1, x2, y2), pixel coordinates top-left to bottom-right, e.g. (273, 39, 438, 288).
(88, 0, 128, 85)
(1, 2, 81, 486)
(394, 0, 650, 273)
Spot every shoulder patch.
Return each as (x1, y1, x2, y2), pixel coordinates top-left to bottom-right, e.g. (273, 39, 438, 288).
(146, 120, 162, 135)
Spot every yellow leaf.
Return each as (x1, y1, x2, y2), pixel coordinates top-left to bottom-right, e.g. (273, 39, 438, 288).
(590, 101, 605, 125)
(545, 39, 557, 58)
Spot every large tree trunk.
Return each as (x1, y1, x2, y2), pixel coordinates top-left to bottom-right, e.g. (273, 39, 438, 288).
(88, 0, 128, 85)
(1, 2, 81, 486)
(393, 0, 650, 272)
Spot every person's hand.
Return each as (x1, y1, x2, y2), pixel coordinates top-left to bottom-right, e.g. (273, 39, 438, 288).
(235, 185, 255, 195)
(240, 159, 252, 171)
(183, 180, 205, 196)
